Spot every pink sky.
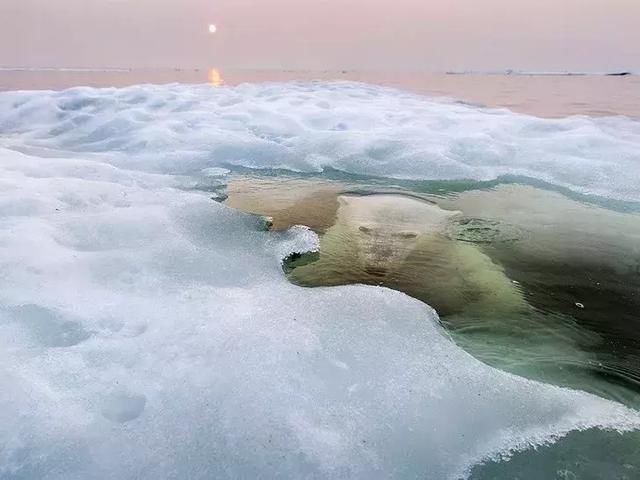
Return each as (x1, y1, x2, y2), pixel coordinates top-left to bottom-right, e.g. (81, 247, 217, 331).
(1, 0, 638, 71)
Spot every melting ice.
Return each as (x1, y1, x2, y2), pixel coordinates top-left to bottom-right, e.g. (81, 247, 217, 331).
(1, 83, 640, 479)
(1, 82, 640, 201)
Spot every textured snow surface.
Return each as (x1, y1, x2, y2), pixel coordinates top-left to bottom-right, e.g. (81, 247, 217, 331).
(1, 83, 640, 479)
(1, 82, 639, 201)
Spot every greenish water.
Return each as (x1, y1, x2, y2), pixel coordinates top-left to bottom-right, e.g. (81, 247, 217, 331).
(224, 172, 640, 478)
(471, 429, 640, 480)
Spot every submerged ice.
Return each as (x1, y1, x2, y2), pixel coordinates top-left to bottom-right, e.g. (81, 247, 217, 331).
(1, 82, 640, 479)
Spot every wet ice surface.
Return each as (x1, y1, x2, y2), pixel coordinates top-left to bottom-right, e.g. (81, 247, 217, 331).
(1, 82, 640, 201)
(1, 83, 640, 479)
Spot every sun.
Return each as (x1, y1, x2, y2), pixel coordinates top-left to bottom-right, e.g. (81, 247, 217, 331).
(208, 24, 217, 34)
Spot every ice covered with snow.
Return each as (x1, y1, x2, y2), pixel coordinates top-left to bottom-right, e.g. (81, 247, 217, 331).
(1, 83, 640, 479)
(0, 82, 639, 201)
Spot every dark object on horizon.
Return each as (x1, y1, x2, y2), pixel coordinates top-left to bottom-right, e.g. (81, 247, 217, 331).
(607, 72, 632, 76)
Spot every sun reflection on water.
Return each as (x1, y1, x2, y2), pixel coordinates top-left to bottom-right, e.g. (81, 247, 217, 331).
(208, 68, 224, 87)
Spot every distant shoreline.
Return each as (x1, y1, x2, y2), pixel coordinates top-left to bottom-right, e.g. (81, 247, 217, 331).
(446, 70, 634, 77)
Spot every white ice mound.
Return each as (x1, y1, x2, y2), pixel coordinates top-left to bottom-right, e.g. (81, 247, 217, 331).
(1, 82, 640, 201)
(0, 148, 639, 480)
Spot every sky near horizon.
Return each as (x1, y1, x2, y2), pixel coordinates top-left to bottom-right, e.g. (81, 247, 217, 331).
(0, 0, 638, 72)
